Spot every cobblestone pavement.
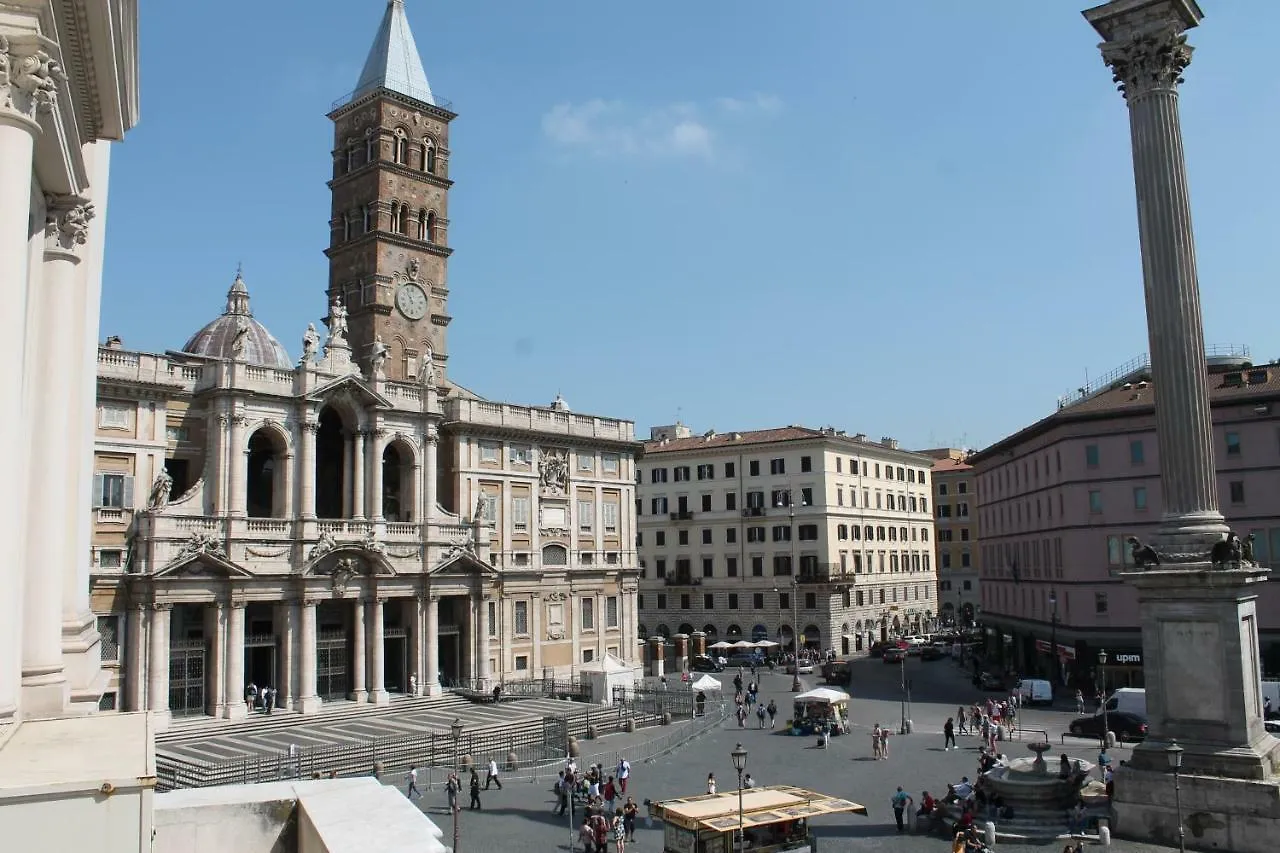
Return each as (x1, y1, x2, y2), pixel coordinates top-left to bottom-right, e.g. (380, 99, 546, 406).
(392, 659, 1179, 852)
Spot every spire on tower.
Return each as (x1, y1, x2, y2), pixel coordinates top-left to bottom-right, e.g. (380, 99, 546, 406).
(352, 0, 435, 106)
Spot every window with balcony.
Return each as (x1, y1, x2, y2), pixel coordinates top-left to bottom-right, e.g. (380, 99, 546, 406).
(677, 495, 689, 514)
(746, 491, 764, 509)
(93, 473, 130, 509)
(513, 497, 530, 532)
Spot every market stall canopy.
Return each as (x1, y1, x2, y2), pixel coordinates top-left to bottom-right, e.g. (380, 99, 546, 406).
(577, 652, 640, 704)
(690, 674, 722, 691)
(731, 640, 756, 649)
(794, 687, 851, 704)
(651, 785, 867, 833)
(755, 639, 780, 648)
(709, 641, 733, 650)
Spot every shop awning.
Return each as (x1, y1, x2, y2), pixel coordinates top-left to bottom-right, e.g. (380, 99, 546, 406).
(651, 785, 867, 833)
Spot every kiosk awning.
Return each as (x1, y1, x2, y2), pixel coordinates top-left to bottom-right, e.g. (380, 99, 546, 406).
(652, 785, 868, 833)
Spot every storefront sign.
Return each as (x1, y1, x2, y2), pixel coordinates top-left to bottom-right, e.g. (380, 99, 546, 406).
(1113, 652, 1142, 665)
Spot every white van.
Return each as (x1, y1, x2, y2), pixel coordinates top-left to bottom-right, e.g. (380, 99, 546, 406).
(1104, 687, 1147, 717)
(1016, 678, 1053, 706)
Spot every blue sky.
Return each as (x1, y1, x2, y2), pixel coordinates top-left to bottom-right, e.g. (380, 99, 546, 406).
(101, 1, 1280, 451)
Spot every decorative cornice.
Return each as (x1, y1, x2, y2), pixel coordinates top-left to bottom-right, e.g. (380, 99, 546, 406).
(1099, 24, 1193, 102)
(0, 35, 65, 123)
(43, 194, 94, 254)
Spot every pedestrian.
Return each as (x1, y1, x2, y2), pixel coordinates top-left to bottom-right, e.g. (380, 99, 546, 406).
(445, 772, 460, 813)
(957, 706, 968, 735)
(555, 770, 569, 815)
(245, 682, 257, 713)
(616, 757, 631, 794)
(944, 717, 956, 751)
(880, 726, 891, 759)
(591, 810, 610, 853)
(707, 773, 717, 795)
(469, 770, 482, 809)
(890, 786, 913, 833)
(871, 724, 883, 760)
(405, 765, 422, 799)
(485, 756, 503, 790)
(743, 773, 755, 789)
(623, 797, 638, 842)
(612, 807, 627, 853)
(766, 699, 777, 728)
(1075, 689, 1085, 716)
(757, 704, 767, 728)
(603, 775, 617, 813)
(578, 817, 595, 852)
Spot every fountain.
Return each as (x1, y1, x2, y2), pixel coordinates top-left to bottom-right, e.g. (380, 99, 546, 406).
(983, 741, 1094, 811)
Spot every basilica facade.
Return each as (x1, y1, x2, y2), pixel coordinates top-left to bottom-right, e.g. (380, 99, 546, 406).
(88, 0, 640, 723)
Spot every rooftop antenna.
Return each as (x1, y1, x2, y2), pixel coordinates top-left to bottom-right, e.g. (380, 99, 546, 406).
(676, 405, 683, 425)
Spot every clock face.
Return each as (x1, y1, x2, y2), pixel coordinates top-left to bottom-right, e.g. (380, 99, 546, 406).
(395, 282, 429, 320)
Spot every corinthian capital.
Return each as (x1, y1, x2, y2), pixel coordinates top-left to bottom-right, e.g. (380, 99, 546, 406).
(0, 35, 65, 121)
(1098, 24, 1193, 101)
(44, 195, 95, 253)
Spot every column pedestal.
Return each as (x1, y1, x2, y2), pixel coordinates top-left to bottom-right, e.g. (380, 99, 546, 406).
(648, 636, 665, 679)
(368, 597, 389, 705)
(424, 596, 441, 696)
(350, 598, 367, 702)
(223, 603, 247, 719)
(298, 599, 321, 714)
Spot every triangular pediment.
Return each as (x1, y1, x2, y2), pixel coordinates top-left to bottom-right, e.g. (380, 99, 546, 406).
(156, 550, 253, 579)
(429, 549, 499, 578)
(305, 374, 392, 410)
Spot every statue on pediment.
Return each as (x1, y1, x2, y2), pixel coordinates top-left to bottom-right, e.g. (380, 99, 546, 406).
(308, 530, 339, 561)
(178, 530, 226, 561)
(301, 323, 320, 364)
(359, 531, 386, 556)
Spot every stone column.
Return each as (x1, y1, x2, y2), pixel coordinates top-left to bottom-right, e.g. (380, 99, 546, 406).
(531, 593, 543, 674)
(341, 431, 353, 518)
(351, 430, 367, 520)
(424, 432, 439, 520)
(0, 41, 53, 722)
(408, 595, 425, 696)
(126, 604, 147, 711)
(223, 601, 247, 719)
(424, 595, 440, 695)
(648, 636, 665, 678)
(229, 414, 248, 517)
(211, 412, 227, 513)
(147, 604, 171, 718)
(299, 421, 318, 518)
(1087, 0, 1227, 556)
(411, 463, 423, 523)
(350, 597, 367, 701)
(369, 429, 386, 521)
(208, 602, 226, 716)
(280, 453, 296, 520)
(369, 597, 389, 704)
(691, 630, 707, 659)
(299, 597, 321, 713)
(673, 634, 690, 674)
(278, 602, 295, 710)
(477, 594, 492, 688)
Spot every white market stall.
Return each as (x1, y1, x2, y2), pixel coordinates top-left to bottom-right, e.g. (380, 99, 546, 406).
(579, 653, 641, 705)
(791, 687, 852, 736)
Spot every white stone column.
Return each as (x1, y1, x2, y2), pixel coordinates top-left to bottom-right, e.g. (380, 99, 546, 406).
(531, 594, 543, 674)
(126, 604, 147, 711)
(408, 595, 425, 695)
(369, 429, 386, 521)
(208, 602, 226, 715)
(278, 602, 295, 710)
(411, 464, 423, 523)
(424, 595, 440, 695)
(351, 431, 367, 520)
(350, 597, 367, 701)
(281, 454, 296, 520)
(424, 433, 439, 520)
(0, 45, 48, 723)
(223, 601, 247, 719)
(147, 604, 171, 718)
(477, 594, 492, 688)
(229, 414, 248, 517)
(369, 596, 389, 704)
(341, 431, 353, 518)
(1090, 3, 1228, 556)
(299, 597, 321, 713)
(210, 411, 227, 513)
(299, 421, 317, 518)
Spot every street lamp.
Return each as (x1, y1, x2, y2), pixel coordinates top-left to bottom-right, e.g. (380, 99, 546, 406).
(773, 577, 802, 692)
(451, 716, 464, 853)
(731, 743, 749, 853)
(1097, 650, 1110, 749)
(1048, 587, 1058, 687)
(1166, 739, 1186, 853)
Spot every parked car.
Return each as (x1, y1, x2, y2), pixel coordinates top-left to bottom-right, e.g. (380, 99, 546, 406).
(1068, 710, 1149, 742)
(975, 672, 1004, 691)
(690, 655, 723, 673)
(883, 647, 907, 664)
(920, 645, 946, 661)
(868, 641, 894, 658)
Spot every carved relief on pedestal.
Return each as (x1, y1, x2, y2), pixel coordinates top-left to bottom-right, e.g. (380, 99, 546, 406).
(1099, 24, 1193, 100)
(538, 447, 569, 495)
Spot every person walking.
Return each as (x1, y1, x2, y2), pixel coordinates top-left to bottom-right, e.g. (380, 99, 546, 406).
(707, 773, 717, 795)
(871, 724, 883, 760)
(756, 704, 767, 729)
(957, 706, 968, 735)
(612, 807, 627, 853)
(766, 699, 777, 728)
(1075, 689, 1086, 716)
(485, 757, 503, 790)
(469, 770, 482, 810)
(890, 786, 913, 833)
(623, 797, 638, 842)
(880, 725, 891, 759)
(944, 717, 956, 751)
(578, 817, 595, 852)
(445, 772, 460, 814)
(603, 775, 617, 814)
(405, 765, 422, 800)
(616, 757, 631, 794)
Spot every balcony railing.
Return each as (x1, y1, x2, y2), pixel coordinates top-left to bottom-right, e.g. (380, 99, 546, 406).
(742, 507, 766, 518)
(662, 575, 701, 587)
(669, 511, 695, 521)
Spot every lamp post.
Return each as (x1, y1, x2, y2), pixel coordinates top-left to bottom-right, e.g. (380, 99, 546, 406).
(1167, 739, 1186, 853)
(1048, 587, 1058, 686)
(731, 743, 748, 853)
(1097, 650, 1110, 749)
(451, 716, 463, 853)
(773, 577, 802, 692)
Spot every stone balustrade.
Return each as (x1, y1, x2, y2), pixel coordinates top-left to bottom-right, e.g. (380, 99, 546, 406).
(445, 398, 634, 442)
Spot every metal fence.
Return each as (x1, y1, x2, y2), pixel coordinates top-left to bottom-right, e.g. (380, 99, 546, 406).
(155, 688, 720, 792)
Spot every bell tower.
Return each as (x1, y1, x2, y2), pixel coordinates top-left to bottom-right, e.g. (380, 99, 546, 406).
(325, 0, 454, 384)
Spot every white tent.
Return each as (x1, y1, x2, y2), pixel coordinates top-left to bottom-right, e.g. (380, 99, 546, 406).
(690, 674, 722, 692)
(579, 653, 641, 705)
(795, 687, 851, 704)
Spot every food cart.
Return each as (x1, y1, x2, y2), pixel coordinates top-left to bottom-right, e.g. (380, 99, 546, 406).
(790, 687, 851, 736)
(648, 784, 867, 853)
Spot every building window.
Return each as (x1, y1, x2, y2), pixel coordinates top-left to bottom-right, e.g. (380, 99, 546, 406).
(602, 453, 620, 474)
(1088, 490, 1103, 514)
(726, 557, 738, 576)
(656, 594, 666, 609)
(725, 492, 737, 511)
(515, 655, 529, 671)
(728, 593, 739, 610)
(98, 550, 123, 569)
(577, 500, 594, 533)
(800, 455, 812, 473)
(509, 445, 532, 465)
(607, 596, 619, 628)
(479, 442, 500, 463)
(678, 530, 689, 546)
(637, 594, 645, 610)
(773, 555, 792, 576)
(602, 501, 618, 534)
(1133, 486, 1148, 510)
(651, 497, 668, 515)
(726, 528, 737, 544)
(702, 557, 713, 577)
(704, 593, 714, 610)
(798, 524, 819, 541)
(938, 483, 949, 496)
(94, 473, 129, 509)
(1129, 440, 1144, 465)
(488, 600, 497, 636)
(770, 458, 785, 475)
(701, 494, 712, 512)
(1230, 481, 1245, 504)
(801, 487, 814, 506)
(778, 592, 790, 610)
(97, 615, 120, 663)
(514, 601, 529, 635)
(1085, 444, 1100, 468)
(1226, 431, 1242, 456)
(957, 482, 968, 494)
(655, 531, 666, 547)
(701, 528, 712, 545)
(166, 425, 189, 443)
(1095, 592, 1108, 614)
(725, 462, 736, 477)
(772, 525, 791, 542)
(751, 556, 764, 576)
(680, 594, 690, 610)
(581, 597, 595, 630)
(582, 649, 595, 663)
(578, 453, 596, 473)
(697, 464, 714, 480)
(804, 592, 816, 609)
(98, 403, 131, 429)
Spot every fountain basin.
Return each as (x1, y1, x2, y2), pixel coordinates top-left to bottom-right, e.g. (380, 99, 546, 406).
(984, 755, 1095, 810)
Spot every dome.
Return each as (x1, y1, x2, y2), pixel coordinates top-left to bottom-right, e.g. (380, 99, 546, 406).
(182, 269, 293, 369)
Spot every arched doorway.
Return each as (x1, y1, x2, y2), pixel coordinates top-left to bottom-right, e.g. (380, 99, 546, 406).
(246, 428, 287, 518)
(382, 439, 415, 521)
(778, 625, 794, 652)
(750, 624, 769, 642)
(656, 624, 670, 638)
(677, 622, 694, 636)
(315, 407, 347, 519)
(803, 625, 821, 651)
(637, 624, 648, 640)
(702, 624, 718, 639)
(726, 624, 742, 639)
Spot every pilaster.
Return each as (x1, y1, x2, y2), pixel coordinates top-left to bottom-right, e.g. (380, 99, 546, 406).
(424, 594, 440, 695)
(368, 596, 389, 704)
(298, 597, 321, 713)
(147, 603, 171, 728)
(350, 596, 367, 702)
(223, 600, 247, 719)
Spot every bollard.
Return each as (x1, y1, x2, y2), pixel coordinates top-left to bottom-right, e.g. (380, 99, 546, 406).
(904, 719, 913, 734)
(1099, 824, 1111, 846)
(985, 821, 996, 848)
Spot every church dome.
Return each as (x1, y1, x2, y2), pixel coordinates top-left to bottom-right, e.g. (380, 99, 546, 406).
(182, 269, 293, 369)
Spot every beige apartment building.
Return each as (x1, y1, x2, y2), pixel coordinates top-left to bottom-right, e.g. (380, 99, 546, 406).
(919, 449, 982, 627)
(635, 424, 939, 657)
(86, 2, 640, 723)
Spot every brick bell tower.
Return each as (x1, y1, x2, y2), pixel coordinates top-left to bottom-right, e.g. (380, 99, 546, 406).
(325, 0, 455, 384)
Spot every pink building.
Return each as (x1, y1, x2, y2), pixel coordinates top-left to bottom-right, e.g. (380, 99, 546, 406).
(969, 353, 1280, 692)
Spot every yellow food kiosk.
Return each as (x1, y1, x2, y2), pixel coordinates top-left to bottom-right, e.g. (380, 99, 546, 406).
(648, 784, 868, 853)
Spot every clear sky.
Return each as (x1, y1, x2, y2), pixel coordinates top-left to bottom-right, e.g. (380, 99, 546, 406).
(100, 1, 1280, 452)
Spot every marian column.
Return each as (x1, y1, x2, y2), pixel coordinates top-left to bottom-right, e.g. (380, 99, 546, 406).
(1086, 0, 1227, 557)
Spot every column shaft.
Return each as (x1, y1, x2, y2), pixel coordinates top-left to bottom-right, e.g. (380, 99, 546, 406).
(351, 598, 367, 701)
(229, 415, 247, 516)
(281, 454, 296, 520)
(278, 602, 295, 710)
(300, 423, 317, 518)
(369, 431, 385, 521)
(0, 110, 39, 721)
(341, 432, 353, 517)
(223, 603, 247, 718)
(478, 595, 492, 687)
(351, 431, 366, 520)
(424, 435, 439, 520)
(127, 605, 146, 711)
(208, 603, 226, 714)
(425, 596, 440, 694)
(211, 413, 227, 513)
(299, 599, 320, 713)
(147, 605, 171, 713)
(531, 595, 542, 674)
(409, 596, 425, 695)
(369, 598, 388, 703)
